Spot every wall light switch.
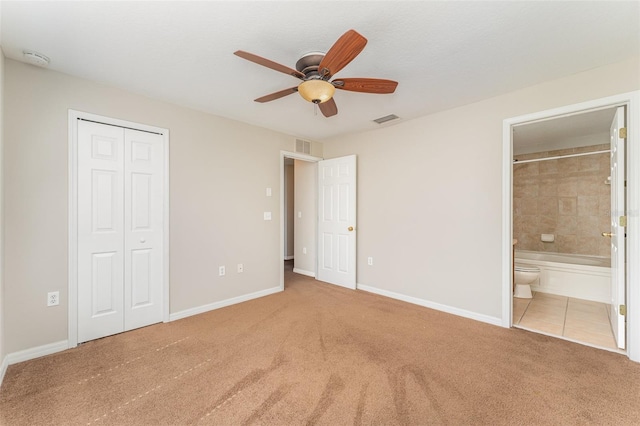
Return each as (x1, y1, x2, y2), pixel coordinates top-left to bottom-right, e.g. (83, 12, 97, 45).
(303, 247, 307, 255)
(264, 212, 272, 220)
(367, 257, 373, 266)
(266, 187, 272, 197)
(298, 211, 302, 218)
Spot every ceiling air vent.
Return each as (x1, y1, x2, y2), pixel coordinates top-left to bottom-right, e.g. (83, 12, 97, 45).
(373, 114, 399, 124)
(295, 139, 311, 154)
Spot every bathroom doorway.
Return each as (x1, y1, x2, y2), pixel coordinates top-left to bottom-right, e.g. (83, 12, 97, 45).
(512, 107, 620, 350)
(502, 91, 640, 361)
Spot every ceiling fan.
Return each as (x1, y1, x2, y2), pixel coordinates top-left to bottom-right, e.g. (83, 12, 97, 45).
(234, 29, 398, 118)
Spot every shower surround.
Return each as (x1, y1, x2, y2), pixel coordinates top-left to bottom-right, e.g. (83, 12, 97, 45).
(513, 144, 611, 258)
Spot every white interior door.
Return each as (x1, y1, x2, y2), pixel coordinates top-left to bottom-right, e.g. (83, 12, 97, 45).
(317, 155, 357, 289)
(609, 106, 626, 349)
(77, 121, 164, 343)
(123, 129, 164, 331)
(78, 121, 126, 343)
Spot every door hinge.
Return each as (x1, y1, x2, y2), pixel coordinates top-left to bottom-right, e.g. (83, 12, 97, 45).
(620, 216, 627, 227)
(620, 305, 626, 316)
(619, 127, 627, 139)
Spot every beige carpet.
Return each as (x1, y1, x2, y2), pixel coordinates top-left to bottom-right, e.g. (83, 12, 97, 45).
(1, 265, 639, 425)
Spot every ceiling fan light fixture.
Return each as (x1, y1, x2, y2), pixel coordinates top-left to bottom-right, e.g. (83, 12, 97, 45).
(298, 80, 335, 104)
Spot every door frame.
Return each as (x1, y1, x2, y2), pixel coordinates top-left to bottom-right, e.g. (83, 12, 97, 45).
(68, 110, 170, 348)
(501, 91, 640, 362)
(279, 150, 322, 290)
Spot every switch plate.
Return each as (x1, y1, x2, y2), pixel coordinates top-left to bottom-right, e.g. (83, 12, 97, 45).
(219, 266, 225, 276)
(303, 247, 307, 255)
(298, 211, 302, 218)
(237, 263, 244, 273)
(264, 212, 272, 220)
(266, 187, 272, 197)
(367, 257, 373, 266)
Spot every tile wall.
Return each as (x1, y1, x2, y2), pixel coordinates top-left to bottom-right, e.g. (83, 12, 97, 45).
(513, 144, 611, 257)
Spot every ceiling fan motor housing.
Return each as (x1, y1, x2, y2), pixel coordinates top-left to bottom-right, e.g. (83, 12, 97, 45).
(295, 52, 326, 80)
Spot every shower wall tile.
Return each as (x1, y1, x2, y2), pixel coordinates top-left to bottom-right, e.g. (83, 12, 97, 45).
(558, 157, 579, 173)
(559, 198, 576, 215)
(539, 159, 559, 175)
(577, 216, 600, 237)
(513, 145, 610, 258)
(514, 162, 539, 177)
(539, 179, 557, 196)
(576, 236, 600, 255)
(578, 155, 600, 171)
(539, 215, 558, 233)
(556, 235, 577, 253)
(598, 195, 610, 214)
(538, 197, 558, 215)
(557, 216, 577, 234)
(577, 196, 599, 216)
(557, 178, 578, 197)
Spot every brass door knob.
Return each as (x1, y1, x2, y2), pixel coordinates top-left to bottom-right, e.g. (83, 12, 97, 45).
(602, 232, 613, 237)
(348, 226, 354, 231)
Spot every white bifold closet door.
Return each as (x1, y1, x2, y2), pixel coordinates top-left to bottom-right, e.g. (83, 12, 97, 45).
(77, 120, 164, 344)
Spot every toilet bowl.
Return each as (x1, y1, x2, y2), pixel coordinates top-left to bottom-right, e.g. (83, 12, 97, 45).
(514, 264, 540, 299)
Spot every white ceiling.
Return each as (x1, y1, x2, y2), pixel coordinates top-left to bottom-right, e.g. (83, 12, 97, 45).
(1, 1, 639, 141)
(513, 108, 617, 155)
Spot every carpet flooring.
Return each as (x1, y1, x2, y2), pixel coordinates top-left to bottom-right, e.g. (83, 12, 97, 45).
(1, 264, 639, 425)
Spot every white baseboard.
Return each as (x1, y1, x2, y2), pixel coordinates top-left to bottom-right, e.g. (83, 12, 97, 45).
(284, 255, 294, 261)
(169, 286, 282, 322)
(0, 355, 8, 388)
(292, 268, 315, 278)
(4, 340, 69, 369)
(357, 284, 502, 327)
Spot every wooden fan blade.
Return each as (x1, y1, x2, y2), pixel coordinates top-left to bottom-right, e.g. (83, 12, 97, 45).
(254, 87, 298, 103)
(319, 98, 338, 117)
(318, 30, 367, 78)
(333, 78, 398, 94)
(234, 50, 304, 79)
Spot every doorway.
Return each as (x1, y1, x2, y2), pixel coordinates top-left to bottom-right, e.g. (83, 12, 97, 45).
(501, 91, 640, 362)
(68, 111, 170, 348)
(280, 151, 321, 289)
(511, 107, 620, 350)
(279, 151, 358, 290)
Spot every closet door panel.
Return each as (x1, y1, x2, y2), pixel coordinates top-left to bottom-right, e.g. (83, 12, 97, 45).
(77, 121, 125, 343)
(123, 129, 164, 330)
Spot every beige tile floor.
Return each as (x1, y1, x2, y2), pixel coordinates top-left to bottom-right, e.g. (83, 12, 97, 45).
(513, 292, 618, 350)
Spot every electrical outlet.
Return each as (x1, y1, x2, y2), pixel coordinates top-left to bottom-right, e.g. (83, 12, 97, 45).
(237, 263, 244, 273)
(219, 266, 225, 276)
(47, 291, 60, 307)
(367, 257, 373, 266)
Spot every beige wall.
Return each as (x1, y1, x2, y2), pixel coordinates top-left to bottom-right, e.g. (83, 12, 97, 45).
(323, 57, 640, 320)
(4, 59, 294, 353)
(293, 160, 316, 274)
(513, 144, 610, 257)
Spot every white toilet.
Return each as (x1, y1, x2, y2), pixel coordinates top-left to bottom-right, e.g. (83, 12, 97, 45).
(514, 264, 540, 299)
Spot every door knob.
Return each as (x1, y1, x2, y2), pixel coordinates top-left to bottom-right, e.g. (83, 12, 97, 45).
(348, 226, 354, 232)
(601, 232, 613, 238)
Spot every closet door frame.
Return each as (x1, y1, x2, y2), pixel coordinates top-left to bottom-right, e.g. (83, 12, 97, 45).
(68, 110, 170, 348)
